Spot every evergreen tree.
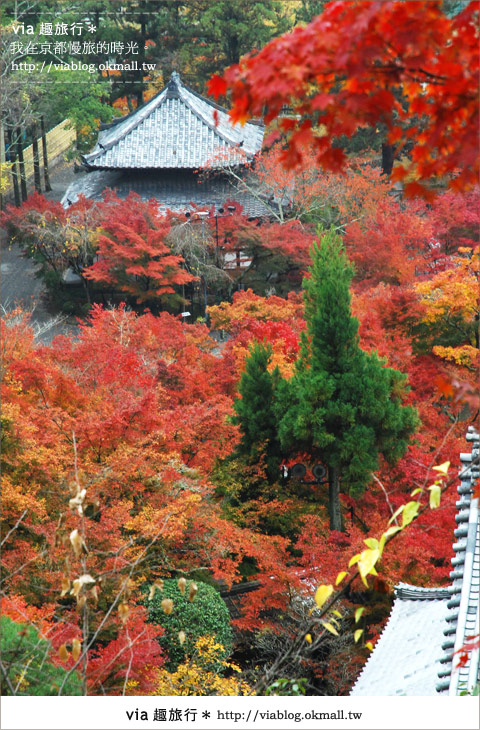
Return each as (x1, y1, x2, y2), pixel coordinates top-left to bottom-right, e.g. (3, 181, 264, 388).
(233, 342, 283, 484)
(278, 228, 419, 531)
(0, 616, 82, 696)
(185, 0, 291, 81)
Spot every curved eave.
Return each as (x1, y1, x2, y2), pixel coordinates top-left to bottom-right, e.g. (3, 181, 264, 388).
(83, 72, 264, 170)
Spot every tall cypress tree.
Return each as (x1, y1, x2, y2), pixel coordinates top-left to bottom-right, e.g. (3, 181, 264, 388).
(278, 228, 419, 531)
(233, 341, 282, 484)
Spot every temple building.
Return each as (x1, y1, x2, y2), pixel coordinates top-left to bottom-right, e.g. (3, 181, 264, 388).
(350, 426, 479, 696)
(62, 71, 266, 216)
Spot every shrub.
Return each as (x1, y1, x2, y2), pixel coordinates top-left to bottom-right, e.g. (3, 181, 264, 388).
(146, 579, 232, 671)
(150, 636, 252, 696)
(0, 616, 82, 696)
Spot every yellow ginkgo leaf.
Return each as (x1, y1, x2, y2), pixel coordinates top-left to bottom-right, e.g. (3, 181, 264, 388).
(178, 577, 187, 595)
(58, 644, 69, 662)
(60, 577, 71, 597)
(365, 641, 374, 651)
(70, 580, 82, 599)
(188, 582, 198, 602)
(321, 621, 339, 636)
(432, 461, 450, 476)
(305, 633, 312, 644)
(388, 504, 405, 525)
(428, 484, 442, 509)
(314, 584, 333, 609)
(72, 638, 81, 662)
(401, 501, 420, 528)
(357, 549, 380, 580)
(90, 585, 99, 605)
(354, 629, 363, 643)
(348, 553, 361, 568)
(379, 525, 402, 553)
(161, 598, 174, 615)
(335, 571, 348, 586)
(118, 602, 130, 624)
(355, 607, 365, 623)
(363, 538, 378, 550)
(69, 529, 84, 557)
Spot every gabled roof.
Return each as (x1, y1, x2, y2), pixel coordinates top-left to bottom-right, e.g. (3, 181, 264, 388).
(351, 427, 479, 697)
(350, 585, 451, 696)
(83, 72, 264, 170)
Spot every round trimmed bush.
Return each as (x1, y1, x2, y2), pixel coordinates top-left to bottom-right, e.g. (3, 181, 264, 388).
(146, 579, 232, 671)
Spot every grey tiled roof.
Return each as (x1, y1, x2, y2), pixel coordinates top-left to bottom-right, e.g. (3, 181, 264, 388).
(350, 586, 450, 696)
(351, 427, 479, 696)
(83, 72, 264, 170)
(436, 426, 479, 695)
(62, 169, 272, 218)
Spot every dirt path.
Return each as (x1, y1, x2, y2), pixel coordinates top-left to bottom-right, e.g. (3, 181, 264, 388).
(1, 161, 81, 343)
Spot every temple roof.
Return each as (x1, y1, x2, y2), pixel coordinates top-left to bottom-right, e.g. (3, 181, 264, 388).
(351, 427, 479, 697)
(436, 428, 479, 695)
(82, 72, 264, 170)
(350, 585, 451, 696)
(61, 169, 272, 218)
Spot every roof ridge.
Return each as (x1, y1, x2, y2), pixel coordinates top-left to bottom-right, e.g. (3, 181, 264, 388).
(83, 72, 264, 170)
(176, 81, 246, 155)
(87, 85, 169, 160)
(395, 583, 453, 600)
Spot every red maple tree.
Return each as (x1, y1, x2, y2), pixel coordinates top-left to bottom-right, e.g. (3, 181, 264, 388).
(209, 0, 479, 195)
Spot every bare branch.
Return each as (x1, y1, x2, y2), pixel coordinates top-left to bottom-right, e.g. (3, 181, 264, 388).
(1, 510, 28, 548)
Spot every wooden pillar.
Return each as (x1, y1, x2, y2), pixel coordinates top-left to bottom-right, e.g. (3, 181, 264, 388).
(0, 123, 5, 209)
(40, 116, 52, 192)
(7, 129, 21, 207)
(328, 465, 343, 532)
(31, 122, 42, 193)
(16, 127, 28, 201)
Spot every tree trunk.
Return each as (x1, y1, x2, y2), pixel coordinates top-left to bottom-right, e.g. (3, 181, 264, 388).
(16, 128, 28, 201)
(7, 129, 21, 207)
(136, 12, 147, 108)
(31, 123, 41, 193)
(40, 116, 52, 192)
(381, 143, 395, 176)
(328, 466, 343, 532)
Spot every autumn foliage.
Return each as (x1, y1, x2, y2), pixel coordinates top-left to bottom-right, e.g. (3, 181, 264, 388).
(83, 194, 195, 304)
(209, 1, 479, 195)
(2, 181, 477, 691)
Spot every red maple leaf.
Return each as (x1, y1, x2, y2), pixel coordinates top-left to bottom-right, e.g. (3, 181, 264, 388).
(207, 74, 228, 99)
(434, 375, 454, 399)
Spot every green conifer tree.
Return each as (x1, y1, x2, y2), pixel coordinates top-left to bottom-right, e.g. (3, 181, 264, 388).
(278, 228, 419, 531)
(233, 341, 283, 484)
